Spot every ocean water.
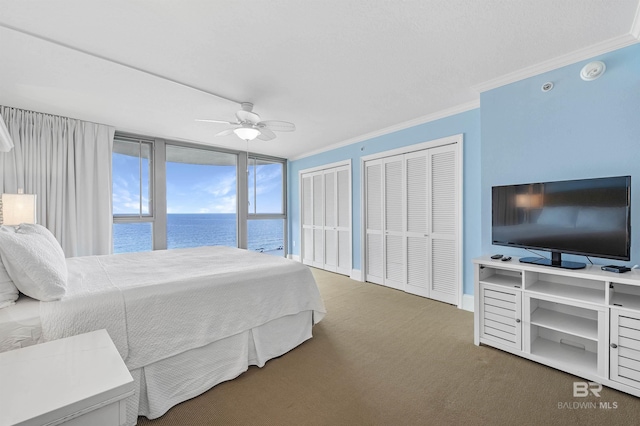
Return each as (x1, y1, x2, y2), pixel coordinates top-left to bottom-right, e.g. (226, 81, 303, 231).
(113, 213, 284, 255)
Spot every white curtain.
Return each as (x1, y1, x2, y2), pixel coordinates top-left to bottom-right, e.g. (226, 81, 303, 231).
(0, 106, 115, 257)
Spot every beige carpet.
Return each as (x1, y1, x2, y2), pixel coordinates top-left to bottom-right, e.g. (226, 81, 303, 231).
(138, 268, 640, 426)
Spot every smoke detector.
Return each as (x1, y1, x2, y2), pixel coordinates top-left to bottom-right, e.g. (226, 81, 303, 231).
(580, 61, 606, 81)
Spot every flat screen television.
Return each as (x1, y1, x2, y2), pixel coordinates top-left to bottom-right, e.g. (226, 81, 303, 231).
(492, 176, 631, 269)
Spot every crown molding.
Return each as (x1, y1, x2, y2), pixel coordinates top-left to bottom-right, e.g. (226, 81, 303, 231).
(632, 1, 640, 40)
(473, 34, 639, 93)
(289, 100, 479, 161)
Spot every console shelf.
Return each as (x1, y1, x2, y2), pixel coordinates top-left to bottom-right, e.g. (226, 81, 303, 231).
(481, 274, 520, 287)
(530, 308, 598, 341)
(530, 337, 597, 375)
(526, 280, 604, 305)
(478, 266, 521, 289)
(474, 256, 640, 399)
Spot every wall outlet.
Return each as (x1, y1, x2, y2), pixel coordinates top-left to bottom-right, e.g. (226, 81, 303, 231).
(293, 241, 296, 247)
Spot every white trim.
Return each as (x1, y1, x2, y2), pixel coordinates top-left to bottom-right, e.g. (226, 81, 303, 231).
(359, 159, 366, 287)
(297, 159, 351, 175)
(349, 269, 363, 281)
(288, 254, 301, 262)
(456, 135, 464, 309)
(462, 294, 474, 312)
(473, 34, 639, 93)
(289, 101, 478, 161)
(632, 1, 640, 40)
(360, 133, 462, 162)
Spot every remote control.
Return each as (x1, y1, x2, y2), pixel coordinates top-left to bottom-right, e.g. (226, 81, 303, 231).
(501, 256, 512, 261)
(601, 265, 631, 273)
(491, 254, 503, 259)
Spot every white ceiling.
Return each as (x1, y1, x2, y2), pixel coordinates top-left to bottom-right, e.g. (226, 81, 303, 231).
(1, 1, 639, 159)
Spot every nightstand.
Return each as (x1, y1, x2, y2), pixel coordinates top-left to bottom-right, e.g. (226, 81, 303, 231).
(0, 329, 134, 426)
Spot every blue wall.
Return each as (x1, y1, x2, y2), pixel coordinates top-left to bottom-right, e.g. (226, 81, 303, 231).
(289, 42, 640, 298)
(288, 109, 482, 296)
(481, 43, 640, 265)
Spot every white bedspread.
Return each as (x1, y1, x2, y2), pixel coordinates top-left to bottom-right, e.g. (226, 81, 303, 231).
(40, 246, 325, 370)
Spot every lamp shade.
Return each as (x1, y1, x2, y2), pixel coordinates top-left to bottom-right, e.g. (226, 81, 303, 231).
(1, 194, 37, 225)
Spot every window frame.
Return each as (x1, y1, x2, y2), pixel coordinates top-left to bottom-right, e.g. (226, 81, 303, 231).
(112, 132, 288, 255)
(112, 135, 156, 253)
(245, 154, 288, 256)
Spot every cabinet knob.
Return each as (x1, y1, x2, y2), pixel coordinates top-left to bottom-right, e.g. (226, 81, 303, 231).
(610, 343, 618, 349)
(515, 319, 521, 323)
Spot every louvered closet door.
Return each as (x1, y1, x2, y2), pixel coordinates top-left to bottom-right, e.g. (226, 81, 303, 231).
(301, 174, 314, 266)
(405, 151, 430, 297)
(383, 155, 405, 290)
(312, 173, 324, 267)
(323, 170, 338, 272)
(428, 144, 458, 305)
(336, 166, 351, 275)
(365, 160, 384, 284)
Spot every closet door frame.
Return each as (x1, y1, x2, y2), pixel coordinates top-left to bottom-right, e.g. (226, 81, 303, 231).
(360, 134, 464, 308)
(299, 160, 352, 275)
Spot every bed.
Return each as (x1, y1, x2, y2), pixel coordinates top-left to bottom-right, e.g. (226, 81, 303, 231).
(0, 224, 326, 426)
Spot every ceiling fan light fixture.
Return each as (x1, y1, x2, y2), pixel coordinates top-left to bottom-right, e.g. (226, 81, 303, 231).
(234, 126, 260, 141)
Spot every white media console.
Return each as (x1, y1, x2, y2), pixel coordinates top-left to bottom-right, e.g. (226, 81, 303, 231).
(474, 255, 640, 397)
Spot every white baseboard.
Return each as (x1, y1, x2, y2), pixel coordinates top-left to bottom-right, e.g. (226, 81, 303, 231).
(288, 254, 301, 262)
(350, 269, 363, 281)
(461, 294, 474, 312)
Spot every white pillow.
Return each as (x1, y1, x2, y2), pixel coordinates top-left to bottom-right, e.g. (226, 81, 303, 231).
(0, 223, 67, 301)
(0, 226, 19, 308)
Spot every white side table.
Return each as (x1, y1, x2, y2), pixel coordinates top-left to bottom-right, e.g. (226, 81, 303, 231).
(0, 329, 134, 426)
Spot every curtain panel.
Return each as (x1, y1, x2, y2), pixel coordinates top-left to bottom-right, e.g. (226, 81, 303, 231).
(0, 106, 115, 257)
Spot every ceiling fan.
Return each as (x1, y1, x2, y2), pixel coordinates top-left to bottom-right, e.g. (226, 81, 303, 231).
(197, 102, 295, 141)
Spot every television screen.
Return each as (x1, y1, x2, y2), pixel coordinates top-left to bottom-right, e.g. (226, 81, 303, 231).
(492, 176, 631, 265)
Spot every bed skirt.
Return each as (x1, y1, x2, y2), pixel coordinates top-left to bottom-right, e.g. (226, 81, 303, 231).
(124, 310, 314, 425)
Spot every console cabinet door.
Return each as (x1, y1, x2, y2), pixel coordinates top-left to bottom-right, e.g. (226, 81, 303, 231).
(480, 284, 522, 350)
(610, 309, 640, 389)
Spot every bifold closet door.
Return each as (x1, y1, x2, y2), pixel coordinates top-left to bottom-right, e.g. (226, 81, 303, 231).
(301, 174, 314, 266)
(363, 142, 459, 305)
(312, 173, 324, 267)
(405, 151, 429, 297)
(323, 170, 337, 272)
(335, 166, 351, 275)
(301, 171, 324, 268)
(428, 144, 458, 305)
(364, 160, 383, 284)
(301, 165, 352, 276)
(383, 155, 405, 290)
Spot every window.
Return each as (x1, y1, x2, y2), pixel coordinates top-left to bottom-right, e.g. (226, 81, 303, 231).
(248, 157, 284, 214)
(165, 144, 237, 249)
(247, 157, 286, 256)
(112, 137, 153, 253)
(111, 135, 287, 255)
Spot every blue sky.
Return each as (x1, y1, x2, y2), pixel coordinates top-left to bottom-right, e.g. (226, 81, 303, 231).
(112, 152, 283, 215)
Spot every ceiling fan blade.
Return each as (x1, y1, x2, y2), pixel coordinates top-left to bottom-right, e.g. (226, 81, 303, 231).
(215, 128, 237, 137)
(257, 127, 276, 141)
(196, 119, 237, 125)
(258, 120, 296, 132)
